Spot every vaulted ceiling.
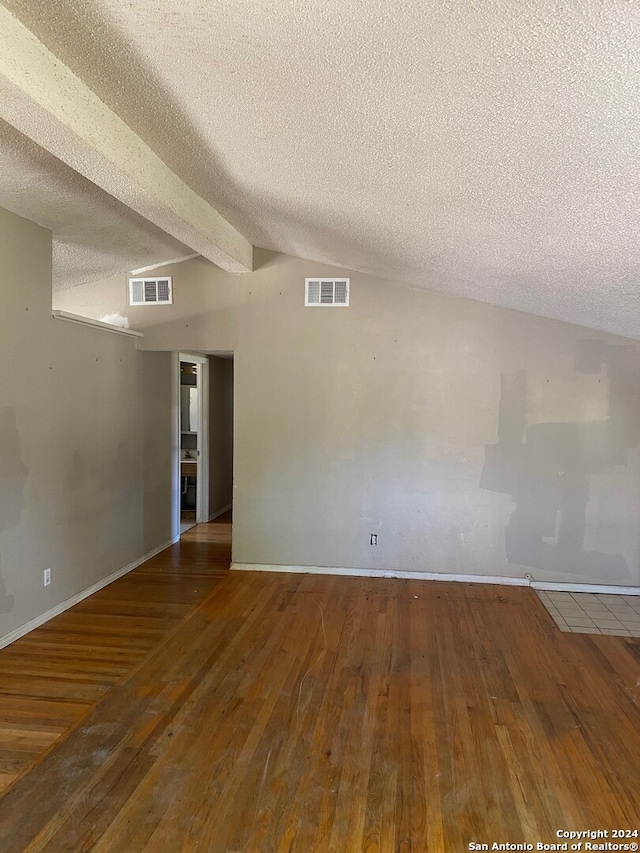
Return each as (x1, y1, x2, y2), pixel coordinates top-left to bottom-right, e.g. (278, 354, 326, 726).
(2, 1, 640, 338)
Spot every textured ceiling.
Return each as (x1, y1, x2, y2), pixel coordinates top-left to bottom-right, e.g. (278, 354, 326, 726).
(0, 119, 191, 290)
(3, 1, 640, 335)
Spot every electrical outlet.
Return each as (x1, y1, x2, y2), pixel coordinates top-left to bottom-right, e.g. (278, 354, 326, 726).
(370, 534, 378, 546)
(43, 568, 51, 587)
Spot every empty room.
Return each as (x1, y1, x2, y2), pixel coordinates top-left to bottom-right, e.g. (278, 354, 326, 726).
(0, 1, 639, 850)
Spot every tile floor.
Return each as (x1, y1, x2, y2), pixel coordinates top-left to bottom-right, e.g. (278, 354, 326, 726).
(536, 590, 640, 637)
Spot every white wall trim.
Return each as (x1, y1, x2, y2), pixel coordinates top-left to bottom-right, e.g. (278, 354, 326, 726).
(0, 536, 179, 651)
(197, 358, 210, 525)
(209, 503, 232, 521)
(177, 352, 210, 527)
(531, 580, 640, 595)
(52, 310, 143, 338)
(172, 352, 181, 539)
(230, 563, 640, 594)
(230, 563, 530, 586)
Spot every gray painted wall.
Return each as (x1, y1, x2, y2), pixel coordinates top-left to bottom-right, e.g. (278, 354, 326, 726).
(142, 351, 174, 551)
(208, 356, 233, 518)
(55, 251, 640, 588)
(0, 206, 173, 643)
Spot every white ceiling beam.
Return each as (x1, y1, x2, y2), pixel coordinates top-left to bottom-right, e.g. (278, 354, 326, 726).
(0, 6, 253, 272)
(130, 254, 200, 275)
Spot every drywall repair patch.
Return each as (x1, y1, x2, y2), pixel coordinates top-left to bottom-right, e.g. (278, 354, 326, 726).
(479, 348, 640, 584)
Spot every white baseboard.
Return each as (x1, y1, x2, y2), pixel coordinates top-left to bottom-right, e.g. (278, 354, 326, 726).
(6, 548, 634, 651)
(0, 535, 180, 651)
(230, 563, 530, 586)
(208, 503, 232, 522)
(531, 580, 640, 595)
(230, 563, 640, 595)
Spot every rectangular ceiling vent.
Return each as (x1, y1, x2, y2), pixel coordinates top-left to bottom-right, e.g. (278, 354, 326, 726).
(129, 276, 173, 305)
(305, 278, 350, 307)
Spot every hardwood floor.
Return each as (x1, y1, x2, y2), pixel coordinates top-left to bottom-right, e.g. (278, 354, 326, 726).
(0, 517, 639, 851)
(0, 516, 231, 797)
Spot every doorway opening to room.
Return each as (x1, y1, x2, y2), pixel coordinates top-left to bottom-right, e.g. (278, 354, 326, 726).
(178, 354, 208, 534)
(174, 352, 234, 538)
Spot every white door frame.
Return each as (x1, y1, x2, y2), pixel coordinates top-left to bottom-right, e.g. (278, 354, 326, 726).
(174, 352, 210, 536)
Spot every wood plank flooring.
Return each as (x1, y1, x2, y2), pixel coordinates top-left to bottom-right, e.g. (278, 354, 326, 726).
(0, 516, 231, 797)
(0, 516, 639, 851)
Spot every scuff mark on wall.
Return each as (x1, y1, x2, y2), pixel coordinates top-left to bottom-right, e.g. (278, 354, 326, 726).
(480, 342, 640, 582)
(0, 407, 28, 612)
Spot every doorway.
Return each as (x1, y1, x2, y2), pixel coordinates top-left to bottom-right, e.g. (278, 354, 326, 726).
(177, 353, 209, 534)
(174, 352, 234, 540)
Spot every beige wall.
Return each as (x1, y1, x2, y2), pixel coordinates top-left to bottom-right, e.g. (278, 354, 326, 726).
(55, 250, 640, 587)
(142, 351, 174, 551)
(0, 207, 173, 644)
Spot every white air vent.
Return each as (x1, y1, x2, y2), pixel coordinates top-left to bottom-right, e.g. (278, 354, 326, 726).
(305, 278, 350, 307)
(129, 277, 173, 305)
